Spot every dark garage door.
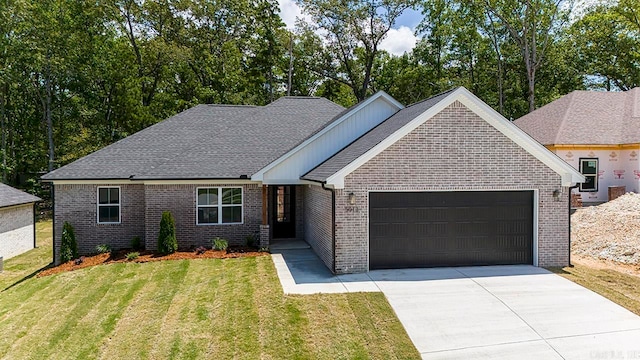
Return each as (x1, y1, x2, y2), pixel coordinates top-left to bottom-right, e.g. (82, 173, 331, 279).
(369, 191, 533, 269)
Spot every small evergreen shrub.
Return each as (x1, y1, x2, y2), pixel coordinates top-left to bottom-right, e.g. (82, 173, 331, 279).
(211, 237, 228, 251)
(95, 244, 111, 254)
(258, 246, 270, 253)
(130, 236, 143, 250)
(245, 234, 255, 248)
(157, 211, 177, 254)
(125, 252, 139, 261)
(60, 222, 78, 263)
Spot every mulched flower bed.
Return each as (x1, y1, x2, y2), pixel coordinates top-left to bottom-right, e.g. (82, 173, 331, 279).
(38, 247, 269, 277)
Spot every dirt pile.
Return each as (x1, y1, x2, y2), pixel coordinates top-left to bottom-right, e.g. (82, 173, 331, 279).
(572, 193, 640, 264)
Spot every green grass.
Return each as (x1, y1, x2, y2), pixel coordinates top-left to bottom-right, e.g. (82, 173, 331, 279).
(550, 263, 640, 317)
(0, 222, 419, 359)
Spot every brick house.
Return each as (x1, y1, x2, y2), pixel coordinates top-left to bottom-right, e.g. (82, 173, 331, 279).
(42, 87, 583, 273)
(515, 88, 640, 204)
(0, 183, 40, 260)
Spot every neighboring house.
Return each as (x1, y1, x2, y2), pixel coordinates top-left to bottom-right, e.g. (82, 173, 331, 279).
(41, 87, 583, 273)
(0, 183, 41, 260)
(515, 88, 640, 203)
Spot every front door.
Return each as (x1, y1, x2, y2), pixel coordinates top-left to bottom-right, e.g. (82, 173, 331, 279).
(272, 186, 296, 238)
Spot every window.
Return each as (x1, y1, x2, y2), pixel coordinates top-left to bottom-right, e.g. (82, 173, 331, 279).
(97, 187, 120, 223)
(579, 158, 598, 192)
(197, 187, 243, 225)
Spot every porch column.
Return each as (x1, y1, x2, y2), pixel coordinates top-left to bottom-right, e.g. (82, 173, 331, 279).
(261, 185, 268, 225)
(260, 185, 270, 247)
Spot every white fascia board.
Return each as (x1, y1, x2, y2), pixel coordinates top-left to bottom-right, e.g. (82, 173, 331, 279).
(51, 179, 261, 185)
(326, 87, 585, 189)
(251, 91, 404, 181)
(325, 89, 461, 189)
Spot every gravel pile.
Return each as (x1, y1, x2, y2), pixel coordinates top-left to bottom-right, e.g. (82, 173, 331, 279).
(572, 193, 640, 264)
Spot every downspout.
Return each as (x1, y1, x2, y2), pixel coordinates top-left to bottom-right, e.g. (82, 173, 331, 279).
(321, 182, 336, 274)
(51, 185, 55, 265)
(33, 202, 37, 249)
(568, 184, 579, 267)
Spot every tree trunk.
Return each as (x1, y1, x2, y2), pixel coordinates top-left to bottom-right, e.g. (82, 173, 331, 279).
(45, 59, 54, 172)
(287, 32, 293, 96)
(527, 67, 535, 113)
(0, 82, 6, 182)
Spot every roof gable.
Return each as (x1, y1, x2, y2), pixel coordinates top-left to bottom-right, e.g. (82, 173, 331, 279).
(252, 91, 403, 183)
(304, 87, 584, 188)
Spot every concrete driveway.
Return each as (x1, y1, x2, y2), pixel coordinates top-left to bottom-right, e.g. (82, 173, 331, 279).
(271, 246, 640, 359)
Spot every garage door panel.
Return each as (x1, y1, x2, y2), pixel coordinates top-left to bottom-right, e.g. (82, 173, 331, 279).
(369, 191, 533, 269)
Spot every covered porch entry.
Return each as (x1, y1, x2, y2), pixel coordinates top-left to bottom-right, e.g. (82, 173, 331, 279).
(260, 185, 304, 247)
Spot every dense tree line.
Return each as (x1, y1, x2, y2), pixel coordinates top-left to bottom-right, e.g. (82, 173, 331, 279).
(0, 0, 638, 196)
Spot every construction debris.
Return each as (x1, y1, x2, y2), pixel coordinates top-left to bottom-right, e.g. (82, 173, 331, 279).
(572, 193, 640, 264)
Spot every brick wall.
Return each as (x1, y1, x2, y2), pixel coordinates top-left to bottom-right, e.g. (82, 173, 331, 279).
(54, 184, 145, 264)
(335, 101, 569, 273)
(303, 185, 334, 271)
(608, 186, 626, 201)
(144, 183, 261, 250)
(295, 186, 305, 241)
(0, 204, 35, 259)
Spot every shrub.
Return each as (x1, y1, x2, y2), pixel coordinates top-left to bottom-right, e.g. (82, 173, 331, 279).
(125, 252, 140, 261)
(211, 237, 228, 251)
(95, 244, 111, 254)
(245, 234, 255, 248)
(130, 236, 143, 250)
(60, 222, 78, 263)
(194, 246, 207, 255)
(258, 246, 270, 253)
(157, 211, 177, 254)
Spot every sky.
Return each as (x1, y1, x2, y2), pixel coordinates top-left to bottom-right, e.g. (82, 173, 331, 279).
(277, 0, 424, 56)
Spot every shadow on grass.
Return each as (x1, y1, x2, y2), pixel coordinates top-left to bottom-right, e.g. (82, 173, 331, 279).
(2, 263, 54, 292)
(545, 266, 572, 275)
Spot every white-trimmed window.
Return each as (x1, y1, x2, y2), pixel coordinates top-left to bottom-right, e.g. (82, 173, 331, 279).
(197, 187, 243, 225)
(97, 187, 121, 223)
(579, 158, 598, 192)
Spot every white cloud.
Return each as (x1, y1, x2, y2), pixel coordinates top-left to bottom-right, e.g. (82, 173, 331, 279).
(379, 26, 417, 56)
(278, 0, 307, 29)
(277, 1, 418, 55)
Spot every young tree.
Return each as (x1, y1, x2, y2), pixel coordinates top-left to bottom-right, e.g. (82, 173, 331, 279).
(296, 0, 416, 102)
(482, 0, 573, 112)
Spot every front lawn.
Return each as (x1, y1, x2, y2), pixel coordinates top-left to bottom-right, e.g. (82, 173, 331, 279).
(550, 262, 640, 317)
(0, 221, 419, 359)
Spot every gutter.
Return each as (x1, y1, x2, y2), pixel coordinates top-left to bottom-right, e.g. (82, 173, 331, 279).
(321, 182, 336, 274)
(51, 185, 55, 265)
(568, 184, 579, 267)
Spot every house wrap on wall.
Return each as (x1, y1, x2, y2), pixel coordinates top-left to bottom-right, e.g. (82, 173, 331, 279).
(41, 87, 583, 274)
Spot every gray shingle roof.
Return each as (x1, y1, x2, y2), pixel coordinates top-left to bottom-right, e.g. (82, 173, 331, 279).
(514, 88, 640, 145)
(303, 88, 458, 182)
(41, 97, 345, 180)
(0, 183, 40, 208)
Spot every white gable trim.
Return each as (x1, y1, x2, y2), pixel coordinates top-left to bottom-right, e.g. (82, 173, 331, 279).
(325, 87, 584, 189)
(251, 91, 403, 181)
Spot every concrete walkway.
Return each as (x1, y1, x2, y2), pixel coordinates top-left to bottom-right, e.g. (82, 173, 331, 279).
(271, 244, 640, 359)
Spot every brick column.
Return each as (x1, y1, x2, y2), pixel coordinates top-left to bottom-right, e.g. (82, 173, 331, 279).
(259, 225, 270, 247)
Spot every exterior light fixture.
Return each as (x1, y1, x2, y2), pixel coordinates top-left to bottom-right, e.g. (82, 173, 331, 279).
(348, 192, 356, 205)
(552, 189, 561, 202)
